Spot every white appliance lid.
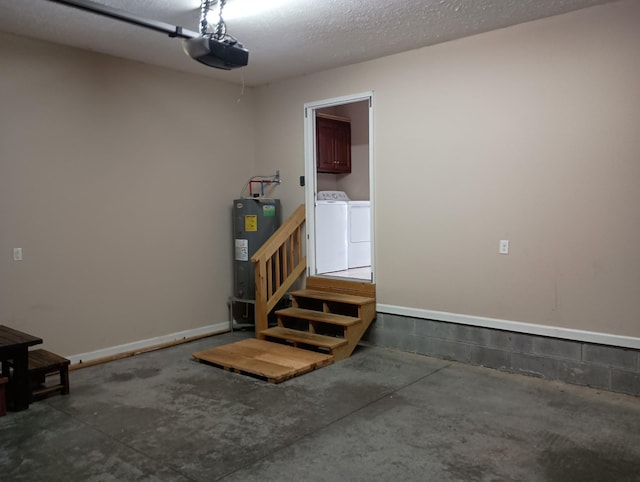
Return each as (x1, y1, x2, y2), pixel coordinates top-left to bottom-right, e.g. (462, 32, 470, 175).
(317, 190, 350, 201)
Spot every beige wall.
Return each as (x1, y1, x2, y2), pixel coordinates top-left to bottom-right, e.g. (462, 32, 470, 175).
(2, 0, 638, 358)
(0, 33, 256, 355)
(254, 0, 640, 338)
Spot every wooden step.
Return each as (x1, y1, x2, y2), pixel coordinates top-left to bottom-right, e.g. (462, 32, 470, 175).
(290, 289, 375, 306)
(306, 276, 375, 298)
(275, 307, 361, 327)
(261, 326, 348, 350)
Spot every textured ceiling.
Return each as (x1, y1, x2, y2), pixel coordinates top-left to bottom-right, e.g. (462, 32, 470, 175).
(0, 0, 619, 86)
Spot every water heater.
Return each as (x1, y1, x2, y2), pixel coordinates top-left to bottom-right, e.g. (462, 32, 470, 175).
(232, 198, 282, 322)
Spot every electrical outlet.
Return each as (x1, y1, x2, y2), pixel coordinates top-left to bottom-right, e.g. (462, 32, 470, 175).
(13, 247, 23, 261)
(499, 240, 509, 255)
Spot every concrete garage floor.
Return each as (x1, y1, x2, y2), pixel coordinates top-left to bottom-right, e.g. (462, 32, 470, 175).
(1, 331, 640, 481)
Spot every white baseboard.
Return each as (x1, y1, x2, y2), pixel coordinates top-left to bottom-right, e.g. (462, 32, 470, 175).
(67, 322, 230, 365)
(376, 304, 640, 350)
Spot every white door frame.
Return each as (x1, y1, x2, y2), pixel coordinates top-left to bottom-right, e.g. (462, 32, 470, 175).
(303, 91, 375, 282)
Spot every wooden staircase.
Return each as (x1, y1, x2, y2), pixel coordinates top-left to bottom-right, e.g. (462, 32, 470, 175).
(193, 277, 375, 382)
(193, 205, 376, 382)
(260, 277, 376, 361)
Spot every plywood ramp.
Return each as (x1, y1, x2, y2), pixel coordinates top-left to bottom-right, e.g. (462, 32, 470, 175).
(192, 338, 333, 383)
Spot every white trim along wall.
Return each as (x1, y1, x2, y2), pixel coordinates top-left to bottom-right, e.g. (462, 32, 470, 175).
(377, 304, 640, 350)
(66, 322, 229, 365)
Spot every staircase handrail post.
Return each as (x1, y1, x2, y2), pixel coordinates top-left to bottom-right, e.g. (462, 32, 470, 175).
(254, 258, 269, 334)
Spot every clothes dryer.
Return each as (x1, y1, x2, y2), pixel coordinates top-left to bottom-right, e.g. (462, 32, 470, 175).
(348, 201, 371, 268)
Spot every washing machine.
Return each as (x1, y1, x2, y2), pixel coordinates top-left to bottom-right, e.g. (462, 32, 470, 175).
(315, 191, 349, 273)
(348, 200, 371, 268)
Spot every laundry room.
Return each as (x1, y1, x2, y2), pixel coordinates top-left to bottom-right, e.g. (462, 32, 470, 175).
(315, 100, 372, 280)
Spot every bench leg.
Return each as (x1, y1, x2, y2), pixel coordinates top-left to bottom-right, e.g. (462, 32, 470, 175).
(60, 366, 70, 395)
(0, 384, 6, 417)
(12, 349, 31, 411)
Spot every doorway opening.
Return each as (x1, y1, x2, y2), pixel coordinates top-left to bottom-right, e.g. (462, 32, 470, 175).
(304, 92, 374, 282)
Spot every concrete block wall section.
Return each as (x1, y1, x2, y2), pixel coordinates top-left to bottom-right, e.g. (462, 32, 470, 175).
(362, 313, 640, 396)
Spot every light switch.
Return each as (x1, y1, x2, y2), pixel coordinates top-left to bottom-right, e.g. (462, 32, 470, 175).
(13, 247, 23, 261)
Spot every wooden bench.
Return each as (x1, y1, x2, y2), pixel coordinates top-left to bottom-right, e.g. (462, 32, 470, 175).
(0, 376, 8, 416)
(27, 349, 70, 401)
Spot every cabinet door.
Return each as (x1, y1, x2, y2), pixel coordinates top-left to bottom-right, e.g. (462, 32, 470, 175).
(333, 121, 351, 173)
(316, 117, 337, 172)
(316, 116, 351, 174)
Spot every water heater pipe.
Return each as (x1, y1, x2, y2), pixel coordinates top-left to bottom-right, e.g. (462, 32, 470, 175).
(246, 171, 281, 197)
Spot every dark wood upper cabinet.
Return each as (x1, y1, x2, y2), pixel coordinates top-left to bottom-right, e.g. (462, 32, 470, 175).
(316, 114, 351, 174)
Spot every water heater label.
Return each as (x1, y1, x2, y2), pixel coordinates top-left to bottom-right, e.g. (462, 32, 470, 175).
(245, 215, 257, 232)
(235, 239, 249, 261)
(263, 204, 276, 217)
